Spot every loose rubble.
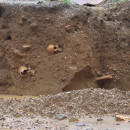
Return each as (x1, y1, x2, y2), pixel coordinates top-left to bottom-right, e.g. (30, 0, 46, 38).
(0, 88, 130, 129)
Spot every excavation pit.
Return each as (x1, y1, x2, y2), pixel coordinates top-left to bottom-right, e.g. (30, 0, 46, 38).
(0, 1, 129, 95)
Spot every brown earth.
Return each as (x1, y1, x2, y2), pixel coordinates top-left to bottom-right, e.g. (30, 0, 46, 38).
(0, 1, 130, 95)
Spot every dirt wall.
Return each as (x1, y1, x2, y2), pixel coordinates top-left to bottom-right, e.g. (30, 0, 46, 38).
(0, 2, 129, 95)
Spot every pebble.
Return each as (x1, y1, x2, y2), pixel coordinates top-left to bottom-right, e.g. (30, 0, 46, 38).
(23, 45, 31, 51)
(86, 128, 93, 130)
(76, 123, 86, 127)
(31, 116, 35, 119)
(97, 118, 103, 121)
(30, 22, 37, 31)
(16, 120, 21, 122)
(0, 117, 6, 120)
(69, 117, 79, 122)
(54, 114, 67, 120)
(115, 123, 120, 125)
(65, 25, 72, 32)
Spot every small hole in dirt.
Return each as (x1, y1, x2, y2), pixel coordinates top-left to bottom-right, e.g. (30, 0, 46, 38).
(2, 25, 9, 29)
(6, 36, 12, 40)
(87, 13, 90, 16)
(0, 6, 4, 17)
(100, 20, 103, 23)
(85, 4, 95, 7)
(97, 79, 112, 89)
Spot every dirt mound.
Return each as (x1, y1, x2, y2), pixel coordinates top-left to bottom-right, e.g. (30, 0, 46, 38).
(0, 88, 129, 117)
(0, 88, 129, 129)
(0, 2, 129, 95)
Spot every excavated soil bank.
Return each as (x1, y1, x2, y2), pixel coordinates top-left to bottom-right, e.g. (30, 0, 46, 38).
(0, 2, 130, 95)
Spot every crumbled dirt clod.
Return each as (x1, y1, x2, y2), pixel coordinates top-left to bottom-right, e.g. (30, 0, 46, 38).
(30, 22, 37, 31)
(65, 25, 72, 32)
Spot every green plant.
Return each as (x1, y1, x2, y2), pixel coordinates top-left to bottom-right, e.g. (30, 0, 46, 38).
(62, 0, 72, 4)
(118, 0, 127, 2)
(110, 0, 127, 2)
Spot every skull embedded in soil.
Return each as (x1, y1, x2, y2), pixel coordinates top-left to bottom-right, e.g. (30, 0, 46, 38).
(18, 66, 34, 76)
(18, 66, 28, 76)
(47, 44, 62, 54)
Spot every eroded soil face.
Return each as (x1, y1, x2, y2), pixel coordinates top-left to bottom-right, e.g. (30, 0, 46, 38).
(0, 2, 130, 95)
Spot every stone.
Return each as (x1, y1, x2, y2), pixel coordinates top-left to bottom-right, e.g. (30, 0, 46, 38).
(65, 25, 72, 32)
(13, 113, 22, 118)
(14, 49, 25, 57)
(115, 123, 120, 125)
(55, 114, 67, 120)
(69, 117, 79, 122)
(0, 117, 6, 120)
(30, 22, 37, 31)
(23, 45, 31, 51)
(76, 123, 86, 127)
(97, 118, 103, 121)
(20, 15, 27, 25)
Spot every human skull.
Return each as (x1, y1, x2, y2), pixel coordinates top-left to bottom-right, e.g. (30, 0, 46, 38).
(47, 44, 62, 54)
(18, 66, 35, 77)
(18, 66, 28, 76)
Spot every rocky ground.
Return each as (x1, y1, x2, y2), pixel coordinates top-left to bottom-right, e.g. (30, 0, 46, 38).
(0, 88, 130, 129)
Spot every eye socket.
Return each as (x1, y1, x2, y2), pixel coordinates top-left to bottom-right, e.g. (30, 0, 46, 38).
(21, 69, 28, 75)
(6, 35, 12, 40)
(54, 46, 57, 49)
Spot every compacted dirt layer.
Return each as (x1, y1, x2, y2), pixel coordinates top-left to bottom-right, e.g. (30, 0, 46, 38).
(0, 1, 130, 95)
(0, 88, 130, 129)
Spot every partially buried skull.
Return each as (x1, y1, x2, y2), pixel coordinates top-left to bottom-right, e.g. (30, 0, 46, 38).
(18, 66, 34, 76)
(47, 44, 62, 54)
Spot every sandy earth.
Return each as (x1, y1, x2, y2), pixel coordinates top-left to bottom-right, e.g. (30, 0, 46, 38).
(0, 0, 130, 129)
(0, 1, 130, 95)
(0, 115, 130, 129)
